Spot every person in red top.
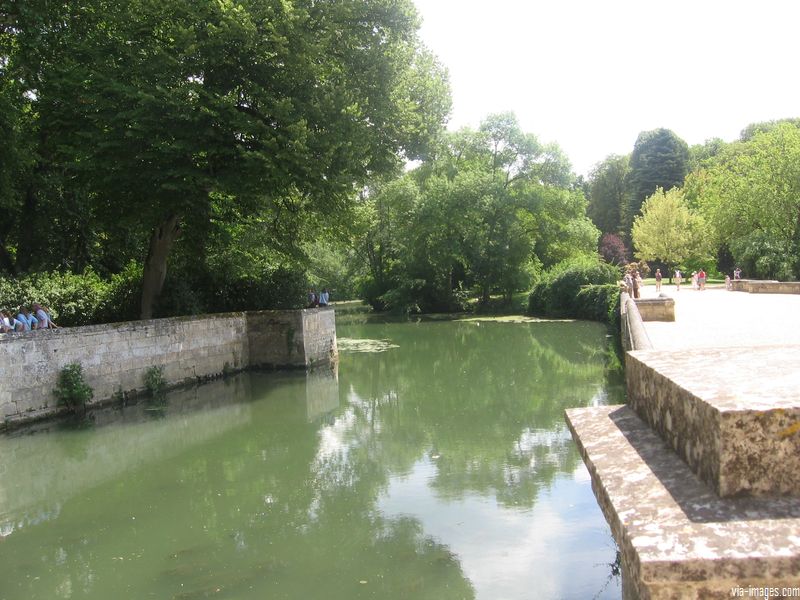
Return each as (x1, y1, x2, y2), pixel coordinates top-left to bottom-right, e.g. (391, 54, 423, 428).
(698, 269, 706, 290)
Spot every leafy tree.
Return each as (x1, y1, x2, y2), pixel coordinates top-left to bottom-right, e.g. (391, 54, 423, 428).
(740, 118, 800, 141)
(631, 187, 709, 272)
(624, 128, 689, 239)
(691, 122, 800, 279)
(688, 138, 727, 172)
(2, 0, 451, 317)
(598, 233, 628, 265)
(587, 154, 629, 235)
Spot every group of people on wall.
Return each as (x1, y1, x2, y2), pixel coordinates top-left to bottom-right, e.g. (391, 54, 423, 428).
(306, 289, 330, 308)
(1, 303, 58, 333)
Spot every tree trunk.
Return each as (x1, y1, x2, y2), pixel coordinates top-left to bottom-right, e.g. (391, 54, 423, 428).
(140, 214, 181, 320)
(16, 184, 39, 272)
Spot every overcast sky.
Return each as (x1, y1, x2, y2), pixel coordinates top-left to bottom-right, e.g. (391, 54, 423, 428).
(412, 0, 800, 176)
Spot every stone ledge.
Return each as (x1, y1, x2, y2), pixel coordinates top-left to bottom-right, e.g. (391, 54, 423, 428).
(634, 295, 676, 322)
(731, 280, 800, 294)
(626, 346, 800, 497)
(565, 405, 800, 599)
(621, 293, 653, 352)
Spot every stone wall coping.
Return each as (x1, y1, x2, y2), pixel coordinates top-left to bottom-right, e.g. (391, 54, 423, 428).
(0, 308, 328, 345)
(629, 345, 800, 412)
(621, 292, 653, 351)
(632, 295, 674, 305)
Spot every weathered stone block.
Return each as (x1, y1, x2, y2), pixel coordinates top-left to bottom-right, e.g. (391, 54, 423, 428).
(627, 346, 800, 497)
(633, 296, 675, 321)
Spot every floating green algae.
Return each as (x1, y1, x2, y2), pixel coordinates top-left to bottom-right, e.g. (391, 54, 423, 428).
(338, 338, 400, 353)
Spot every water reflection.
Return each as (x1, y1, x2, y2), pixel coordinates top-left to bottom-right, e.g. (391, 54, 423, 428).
(337, 319, 615, 508)
(0, 318, 622, 599)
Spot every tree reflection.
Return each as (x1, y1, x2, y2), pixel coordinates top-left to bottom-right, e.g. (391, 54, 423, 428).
(336, 318, 621, 508)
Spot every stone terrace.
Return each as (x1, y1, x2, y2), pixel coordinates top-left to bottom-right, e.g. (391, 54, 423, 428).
(567, 285, 800, 599)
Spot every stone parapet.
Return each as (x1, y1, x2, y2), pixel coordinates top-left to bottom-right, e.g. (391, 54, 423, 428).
(566, 405, 800, 600)
(633, 295, 675, 322)
(0, 309, 337, 429)
(626, 346, 800, 497)
(621, 292, 653, 352)
(731, 279, 800, 294)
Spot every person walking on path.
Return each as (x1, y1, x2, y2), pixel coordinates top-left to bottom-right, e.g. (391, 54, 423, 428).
(698, 268, 706, 290)
(655, 268, 662, 292)
(674, 269, 682, 291)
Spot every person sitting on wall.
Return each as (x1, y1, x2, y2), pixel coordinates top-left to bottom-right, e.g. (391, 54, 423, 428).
(16, 306, 38, 331)
(318, 288, 329, 307)
(0, 310, 18, 333)
(307, 289, 318, 308)
(33, 303, 58, 329)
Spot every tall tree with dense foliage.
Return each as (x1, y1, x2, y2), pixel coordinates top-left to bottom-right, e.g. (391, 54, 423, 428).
(631, 187, 709, 273)
(1, 0, 451, 317)
(357, 113, 599, 312)
(690, 122, 800, 279)
(624, 128, 689, 239)
(587, 154, 629, 235)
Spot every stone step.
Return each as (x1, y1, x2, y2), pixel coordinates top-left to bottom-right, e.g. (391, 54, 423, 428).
(626, 346, 800, 497)
(565, 405, 800, 599)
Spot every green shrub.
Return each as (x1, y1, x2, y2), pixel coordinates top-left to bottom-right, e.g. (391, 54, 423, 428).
(144, 365, 166, 402)
(0, 270, 109, 326)
(0, 259, 309, 327)
(93, 261, 142, 324)
(528, 256, 620, 319)
(53, 363, 94, 415)
(574, 284, 621, 324)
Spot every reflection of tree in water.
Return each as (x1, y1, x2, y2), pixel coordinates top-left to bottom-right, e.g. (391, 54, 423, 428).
(165, 376, 476, 599)
(1, 372, 475, 599)
(338, 318, 622, 508)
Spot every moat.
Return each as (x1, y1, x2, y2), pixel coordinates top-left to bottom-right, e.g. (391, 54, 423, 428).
(0, 315, 623, 599)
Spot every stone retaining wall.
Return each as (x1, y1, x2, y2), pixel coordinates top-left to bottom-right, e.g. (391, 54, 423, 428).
(0, 308, 337, 428)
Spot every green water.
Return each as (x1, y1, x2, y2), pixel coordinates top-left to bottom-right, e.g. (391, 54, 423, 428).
(0, 316, 623, 600)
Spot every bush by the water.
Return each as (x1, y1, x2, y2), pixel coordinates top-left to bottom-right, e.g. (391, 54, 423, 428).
(53, 362, 93, 415)
(0, 262, 308, 327)
(575, 284, 621, 326)
(528, 257, 620, 322)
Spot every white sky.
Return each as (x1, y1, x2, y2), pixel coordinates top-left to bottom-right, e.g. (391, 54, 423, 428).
(412, 0, 800, 176)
